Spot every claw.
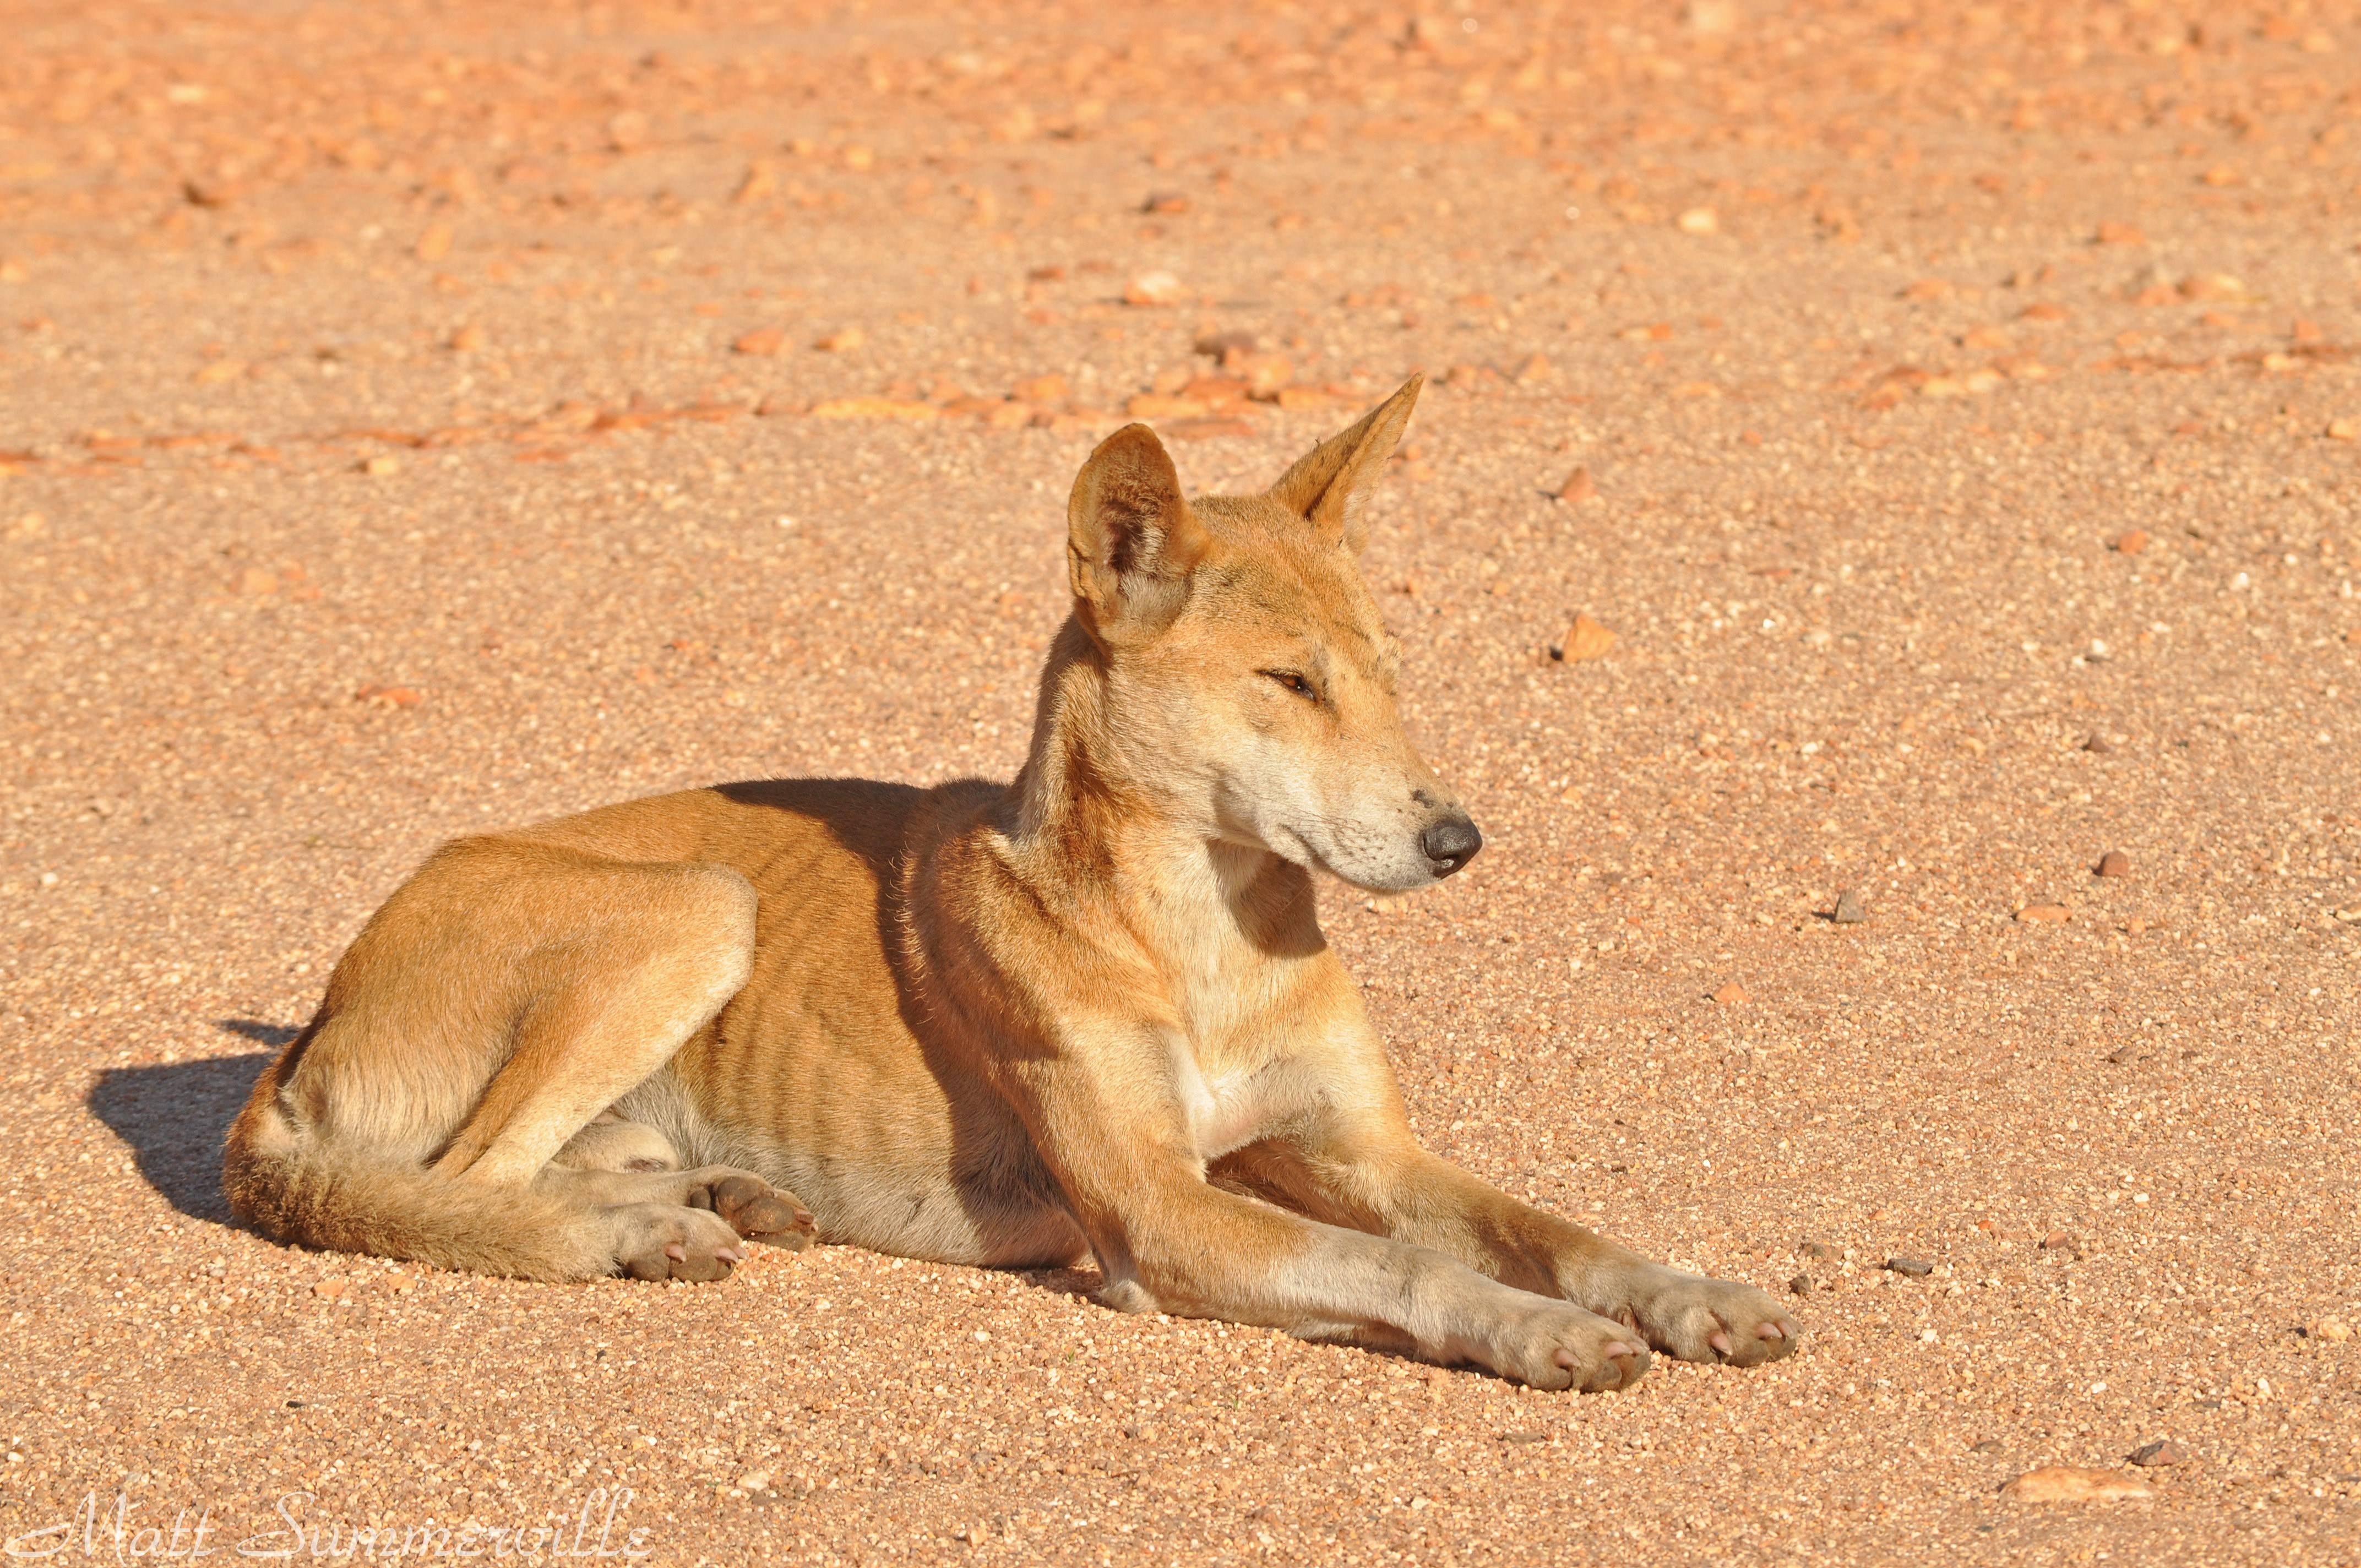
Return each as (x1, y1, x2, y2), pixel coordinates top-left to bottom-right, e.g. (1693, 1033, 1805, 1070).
(663, 1243, 687, 1261)
(1760, 1320, 1791, 1341)
(1708, 1330, 1733, 1357)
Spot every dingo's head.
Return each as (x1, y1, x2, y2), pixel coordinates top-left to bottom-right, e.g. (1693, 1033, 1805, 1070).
(1056, 376, 1479, 893)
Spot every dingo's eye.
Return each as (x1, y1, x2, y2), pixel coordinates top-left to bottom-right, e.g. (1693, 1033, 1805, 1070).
(1263, 670, 1316, 699)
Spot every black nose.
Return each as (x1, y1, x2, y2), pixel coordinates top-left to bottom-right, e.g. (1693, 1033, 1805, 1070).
(1420, 814, 1483, 876)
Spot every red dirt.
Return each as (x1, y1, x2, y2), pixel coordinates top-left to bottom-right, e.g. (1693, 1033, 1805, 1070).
(3, 2, 2357, 1562)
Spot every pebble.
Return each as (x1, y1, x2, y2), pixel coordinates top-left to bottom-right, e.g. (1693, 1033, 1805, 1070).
(1711, 981, 1750, 1005)
(1799, 1242, 1836, 1260)
(2041, 1229, 2076, 1250)
(1832, 889, 1867, 924)
(2096, 850, 2131, 878)
(1676, 206, 1720, 236)
(2327, 418, 2359, 442)
(1788, 1273, 1811, 1296)
(732, 327, 785, 356)
(2003, 1466, 2152, 1502)
(2128, 1440, 2184, 1468)
(1123, 270, 1188, 306)
(734, 1466, 774, 1493)
(360, 455, 401, 477)
(1885, 1257, 1933, 1277)
(2310, 1317, 2352, 1343)
(1557, 466, 1596, 504)
(1551, 613, 1615, 662)
(2016, 903, 2070, 924)
(812, 326, 866, 352)
(2113, 529, 2150, 554)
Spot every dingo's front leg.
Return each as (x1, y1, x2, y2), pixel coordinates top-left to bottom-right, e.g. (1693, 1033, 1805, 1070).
(1217, 1135, 1800, 1369)
(999, 1047, 1652, 1389)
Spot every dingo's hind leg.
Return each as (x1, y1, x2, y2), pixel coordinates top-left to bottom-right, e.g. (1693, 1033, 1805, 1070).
(226, 836, 787, 1282)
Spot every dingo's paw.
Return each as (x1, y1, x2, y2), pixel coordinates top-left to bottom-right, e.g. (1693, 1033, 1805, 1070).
(610, 1202, 746, 1282)
(1493, 1302, 1652, 1392)
(688, 1168, 815, 1251)
(1611, 1267, 1800, 1367)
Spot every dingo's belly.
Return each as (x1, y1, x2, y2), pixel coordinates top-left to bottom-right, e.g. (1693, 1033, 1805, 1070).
(527, 777, 1087, 1268)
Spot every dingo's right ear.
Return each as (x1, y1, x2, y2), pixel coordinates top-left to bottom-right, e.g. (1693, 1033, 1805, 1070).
(1265, 374, 1421, 554)
(1067, 423, 1209, 644)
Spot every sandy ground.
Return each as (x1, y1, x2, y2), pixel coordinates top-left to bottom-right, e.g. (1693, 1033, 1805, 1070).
(4, 1, 2359, 1562)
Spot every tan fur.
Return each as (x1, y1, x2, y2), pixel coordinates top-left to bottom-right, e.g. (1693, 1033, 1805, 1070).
(225, 379, 1799, 1387)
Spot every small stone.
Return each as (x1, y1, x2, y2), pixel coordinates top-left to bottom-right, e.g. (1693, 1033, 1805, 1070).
(448, 323, 484, 353)
(1832, 889, 1867, 924)
(731, 161, 779, 204)
(1510, 352, 1553, 384)
(414, 224, 454, 263)
(2128, 1440, 2184, 1468)
(1500, 1430, 1548, 1445)
(2003, 1466, 2152, 1502)
(2094, 221, 2147, 246)
(1971, 1439, 2004, 1454)
(1123, 270, 1188, 307)
(2113, 529, 2150, 554)
(2016, 903, 2071, 924)
(2327, 418, 2359, 442)
(2083, 734, 2114, 754)
(1551, 613, 1616, 663)
(192, 358, 247, 386)
(731, 327, 785, 356)
(360, 455, 401, 477)
(1194, 329, 1256, 357)
(1788, 1273, 1811, 1296)
(2311, 1317, 2352, 1343)
(2096, 850, 2131, 879)
(1675, 206, 1720, 236)
(384, 1272, 416, 1294)
(1799, 1241, 1836, 1260)
(812, 326, 866, 352)
(1885, 1257, 1933, 1277)
(1711, 981, 1749, 1005)
(312, 1278, 349, 1301)
(1012, 373, 1069, 404)
(1557, 466, 1596, 504)
(2178, 272, 2246, 302)
(2041, 1229, 2075, 1250)
(734, 1467, 773, 1493)
(1141, 190, 1191, 215)
(240, 567, 280, 596)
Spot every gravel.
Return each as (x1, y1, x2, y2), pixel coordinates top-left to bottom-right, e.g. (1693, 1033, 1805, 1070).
(2, 1, 2357, 1563)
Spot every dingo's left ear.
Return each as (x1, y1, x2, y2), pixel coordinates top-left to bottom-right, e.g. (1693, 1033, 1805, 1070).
(1264, 374, 1422, 554)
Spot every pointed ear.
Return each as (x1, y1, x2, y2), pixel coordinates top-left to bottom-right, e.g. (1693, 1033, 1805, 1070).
(1066, 422, 1210, 643)
(1264, 375, 1422, 553)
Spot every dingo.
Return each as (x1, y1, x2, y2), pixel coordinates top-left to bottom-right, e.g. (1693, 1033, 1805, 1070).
(226, 379, 1797, 1390)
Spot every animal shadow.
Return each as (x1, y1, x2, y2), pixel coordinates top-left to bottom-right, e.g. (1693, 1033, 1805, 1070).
(88, 1023, 283, 1223)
